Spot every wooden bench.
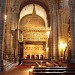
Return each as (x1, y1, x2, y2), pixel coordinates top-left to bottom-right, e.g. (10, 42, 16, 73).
(20, 59, 49, 65)
(33, 67, 75, 75)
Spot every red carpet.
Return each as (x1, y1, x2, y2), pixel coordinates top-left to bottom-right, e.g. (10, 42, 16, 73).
(15, 65, 32, 69)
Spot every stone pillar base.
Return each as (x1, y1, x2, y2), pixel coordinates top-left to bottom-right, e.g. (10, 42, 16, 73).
(0, 65, 4, 73)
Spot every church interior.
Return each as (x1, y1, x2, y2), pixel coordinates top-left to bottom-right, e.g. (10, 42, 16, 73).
(0, 0, 75, 74)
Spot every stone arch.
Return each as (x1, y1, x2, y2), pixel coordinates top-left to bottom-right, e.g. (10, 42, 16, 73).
(19, 4, 48, 27)
(19, 0, 49, 14)
(11, 0, 50, 27)
(19, 0, 50, 27)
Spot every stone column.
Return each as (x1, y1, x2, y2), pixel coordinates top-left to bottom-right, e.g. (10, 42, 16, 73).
(57, 0, 66, 60)
(48, 0, 59, 60)
(0, 0, 5, 72)
(52, 7, 58, 60)
(69, 0, 75, 65)
(18, 42, 23, 65)
(48, 0, 54, 60)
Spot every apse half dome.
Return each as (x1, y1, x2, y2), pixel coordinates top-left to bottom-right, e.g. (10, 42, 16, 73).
(20, 14, 45, 28)
(19, 4, 48, 28)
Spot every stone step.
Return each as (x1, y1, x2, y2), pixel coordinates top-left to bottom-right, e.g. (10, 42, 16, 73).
(3, 60, 18, 71)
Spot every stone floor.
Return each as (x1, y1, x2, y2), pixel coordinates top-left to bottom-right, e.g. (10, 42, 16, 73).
(0, 65, 32, 75)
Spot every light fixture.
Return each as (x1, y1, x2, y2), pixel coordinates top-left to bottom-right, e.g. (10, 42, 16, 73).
(59, 42, 67, 58)
(46, 31, 50, 38)
(59, 42, 67, 50)
(4, 14, 7, 22)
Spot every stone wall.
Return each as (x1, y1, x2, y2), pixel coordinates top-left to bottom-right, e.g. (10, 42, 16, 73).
(70, 0, 75, 63)
(0, 0, 5, 72)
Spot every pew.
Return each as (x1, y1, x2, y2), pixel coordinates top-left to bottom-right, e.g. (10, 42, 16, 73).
(33, 67, 75, 75)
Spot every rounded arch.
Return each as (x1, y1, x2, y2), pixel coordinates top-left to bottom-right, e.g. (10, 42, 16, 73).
(19, 0, 50, 27)
(19, 0, 49, 14)
(19, 4, 48, 27)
